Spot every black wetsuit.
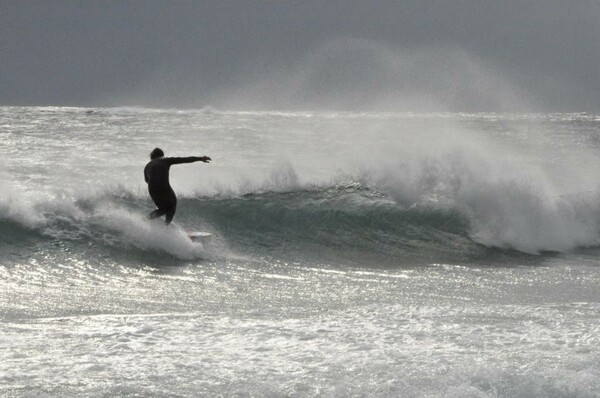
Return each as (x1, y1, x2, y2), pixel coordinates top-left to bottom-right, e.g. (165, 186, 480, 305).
(144, 156, 205, 224)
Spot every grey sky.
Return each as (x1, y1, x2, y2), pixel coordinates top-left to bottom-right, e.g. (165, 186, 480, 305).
(1, 1, 599, 111)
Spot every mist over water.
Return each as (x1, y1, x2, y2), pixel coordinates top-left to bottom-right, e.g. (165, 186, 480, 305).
(144, 39, 534, 113)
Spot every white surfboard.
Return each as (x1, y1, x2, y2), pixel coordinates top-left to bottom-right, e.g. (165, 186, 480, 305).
(187, 231, 212, 241)
(168, 223, 212, 242)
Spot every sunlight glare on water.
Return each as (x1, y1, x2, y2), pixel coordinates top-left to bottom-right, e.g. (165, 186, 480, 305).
(2, 107, 600, 396)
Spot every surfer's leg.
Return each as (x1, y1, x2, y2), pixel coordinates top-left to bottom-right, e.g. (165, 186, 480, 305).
(148, 208, 166, 220)
(165, 204, 176, 225)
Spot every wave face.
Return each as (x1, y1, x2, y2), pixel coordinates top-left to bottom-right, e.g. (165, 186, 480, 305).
(2, 107, 600, 263)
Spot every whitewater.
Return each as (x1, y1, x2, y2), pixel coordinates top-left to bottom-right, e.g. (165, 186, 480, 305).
(2, 106, 600, 397)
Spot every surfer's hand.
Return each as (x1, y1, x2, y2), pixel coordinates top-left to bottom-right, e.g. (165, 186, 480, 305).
(199, 156, 211, 163)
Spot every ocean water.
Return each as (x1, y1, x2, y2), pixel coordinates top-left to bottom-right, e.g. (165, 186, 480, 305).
(2, 106, 600, 397)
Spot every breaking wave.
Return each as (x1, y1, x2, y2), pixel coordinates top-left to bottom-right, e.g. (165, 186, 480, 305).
(2, 178, 600, 264)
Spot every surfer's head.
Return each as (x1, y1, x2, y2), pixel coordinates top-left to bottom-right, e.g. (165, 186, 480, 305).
(150, 147, 164, 159)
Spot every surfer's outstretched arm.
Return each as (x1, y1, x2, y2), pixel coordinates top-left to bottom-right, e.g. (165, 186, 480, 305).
(166, 156, 211, 165)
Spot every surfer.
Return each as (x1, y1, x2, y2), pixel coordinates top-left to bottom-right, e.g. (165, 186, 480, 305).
(144, 147, 211, 225)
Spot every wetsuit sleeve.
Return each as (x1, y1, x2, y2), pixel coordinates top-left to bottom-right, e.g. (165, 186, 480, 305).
(165, 157, 204, 165)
